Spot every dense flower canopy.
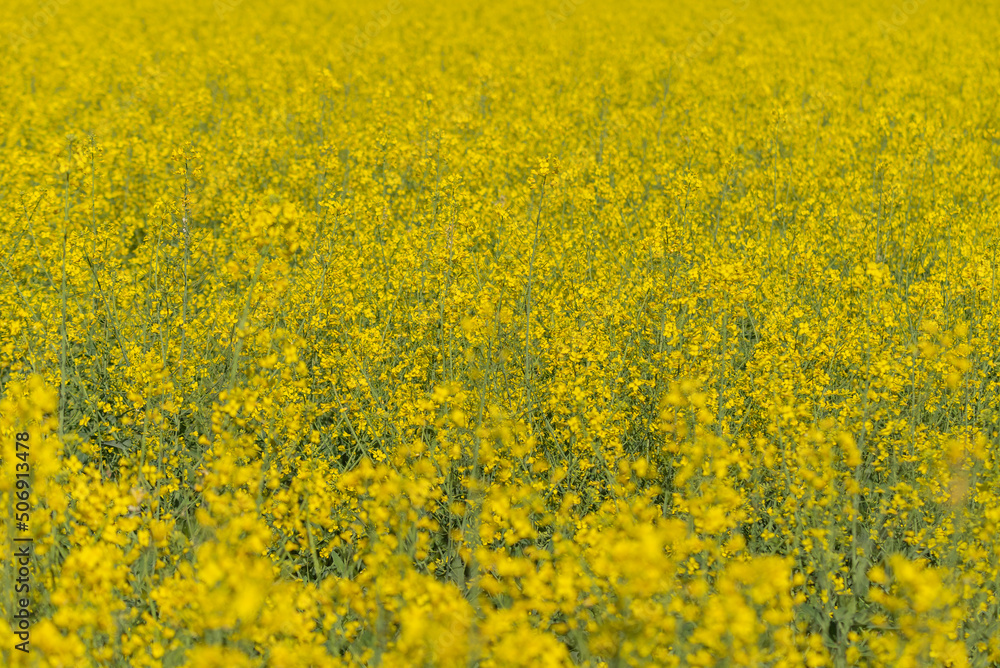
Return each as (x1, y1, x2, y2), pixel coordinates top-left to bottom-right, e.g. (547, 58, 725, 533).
(2, 0, 1000, 665)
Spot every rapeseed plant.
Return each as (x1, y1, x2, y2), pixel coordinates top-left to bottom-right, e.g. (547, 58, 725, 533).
(2, 0, 1000, 665)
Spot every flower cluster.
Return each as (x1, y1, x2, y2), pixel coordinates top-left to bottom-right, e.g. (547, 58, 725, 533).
(2, 0, 1000, 665)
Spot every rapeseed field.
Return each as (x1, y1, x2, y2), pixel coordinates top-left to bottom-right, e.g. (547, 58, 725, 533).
(2, 0, 1000, 665)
